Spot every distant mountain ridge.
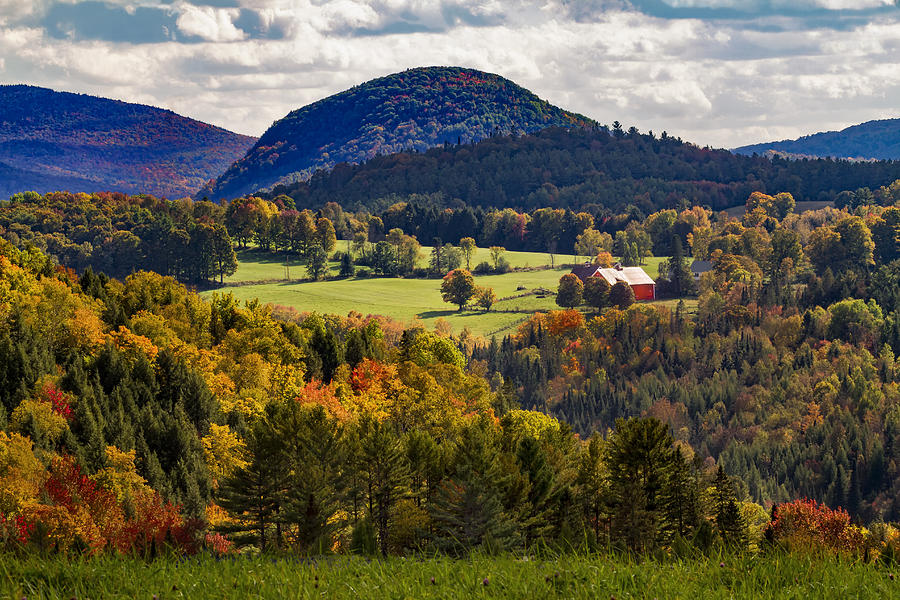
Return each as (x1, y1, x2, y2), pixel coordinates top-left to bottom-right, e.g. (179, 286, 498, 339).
(200, 66, 595, 200)
(733, 118, 900, 161)
(0, 85, 256, 199)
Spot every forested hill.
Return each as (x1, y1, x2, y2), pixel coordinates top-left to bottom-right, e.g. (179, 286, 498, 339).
(0, 85, 256, 199)
(200, 66, 594, 200)
(733, 118, 900, 161)
(264, 125, 900, 214)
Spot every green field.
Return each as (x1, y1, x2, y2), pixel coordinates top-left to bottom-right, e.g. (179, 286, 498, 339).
(2, 552, 894, 599)
(224, 242, 580, 284)
(208, 266, 570, 337)
(209, 249, 674, 338)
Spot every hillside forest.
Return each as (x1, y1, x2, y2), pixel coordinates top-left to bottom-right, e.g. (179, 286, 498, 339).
(2, 175, 900, 561)
(0, 85, 256, 200)
(255, 126, 900, 215)
(201, 66, 593, 200)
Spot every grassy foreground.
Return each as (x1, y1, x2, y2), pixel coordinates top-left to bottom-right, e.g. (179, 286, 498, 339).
(1, 552, 895, 599)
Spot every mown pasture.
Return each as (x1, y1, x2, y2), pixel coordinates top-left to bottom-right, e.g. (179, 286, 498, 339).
(206, 248, 677, 338)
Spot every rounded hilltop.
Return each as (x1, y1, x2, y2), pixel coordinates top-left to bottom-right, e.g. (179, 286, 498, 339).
(202, 66, 594, 200)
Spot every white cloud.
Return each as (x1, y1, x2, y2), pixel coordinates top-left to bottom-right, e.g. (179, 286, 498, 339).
(175, 4, 246, 42)
(0, 0, 898, 150)
(660, 0, 894, 9)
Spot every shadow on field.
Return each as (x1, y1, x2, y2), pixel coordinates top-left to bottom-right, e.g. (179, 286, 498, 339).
(235, 249, 289, 265)
(417, 309, 459, 319)
(417, 309, 491, 319)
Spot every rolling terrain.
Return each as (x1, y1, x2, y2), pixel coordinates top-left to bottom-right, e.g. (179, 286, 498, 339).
(0, 85, 256, 199)
(208, 246, 672, 337)
(262, 126, 900, 214)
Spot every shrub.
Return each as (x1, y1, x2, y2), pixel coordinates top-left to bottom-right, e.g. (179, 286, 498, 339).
(473, 261, 493, 274)
(765, 499, 866, 556)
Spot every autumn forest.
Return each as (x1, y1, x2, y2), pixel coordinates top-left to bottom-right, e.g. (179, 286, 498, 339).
(2, 62, 900, 599)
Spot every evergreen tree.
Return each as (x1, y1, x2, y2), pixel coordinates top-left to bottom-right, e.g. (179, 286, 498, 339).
(660, 448, 701, 543)
(306, 245, 328, 280)
(516, 435, 555, 545)
(309, 326, 343, 384)
(712, 466, 748, 550)
(430, 418, 518, 554)
(604, 417, 674, 552)
(339, 252, 354, 278)
(576, 433, 607, 542)
(355, 417, 409, 556)
(275, 403, 345, 553)
(217, 419, 290, 551)
(668, 236, 694, 296)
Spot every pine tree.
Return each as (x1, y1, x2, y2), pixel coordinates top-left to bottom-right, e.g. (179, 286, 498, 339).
(430, 419, 518, 554)
(712, 466, 747, 550)
(604, 417, 674, 552)
(660, 448, 701, 543)
(217, 418, 290, 551)
(275, 403, 345, 553)
(355, 417, 409, 556)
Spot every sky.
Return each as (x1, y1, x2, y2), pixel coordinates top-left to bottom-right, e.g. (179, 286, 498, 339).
(1, 0, 898, 149)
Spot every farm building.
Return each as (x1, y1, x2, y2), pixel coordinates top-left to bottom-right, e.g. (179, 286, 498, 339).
(690, 260, 714, 281)
(571, 263, 656, 301)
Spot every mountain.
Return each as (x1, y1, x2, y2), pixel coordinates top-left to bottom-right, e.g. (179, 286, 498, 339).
(733, 118, 900, 160)
(265, 126, 900, 214)
(0, 85, 256, 199)
(200, 66, 594, 200)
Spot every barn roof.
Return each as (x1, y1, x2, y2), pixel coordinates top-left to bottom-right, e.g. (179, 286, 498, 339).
(691, 260, 714, 274)
(596, 266, 655, 287)
(571, 263, 602, 281)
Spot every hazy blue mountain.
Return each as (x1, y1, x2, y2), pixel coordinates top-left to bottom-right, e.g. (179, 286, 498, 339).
(0, 85, 256, 199)
(733, 118, 900, 161)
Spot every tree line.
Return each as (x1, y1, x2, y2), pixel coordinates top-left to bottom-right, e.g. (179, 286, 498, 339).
(260, 125, 900, 214)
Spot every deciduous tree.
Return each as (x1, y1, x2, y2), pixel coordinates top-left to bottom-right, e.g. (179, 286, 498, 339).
(441, 269, 476, 311)
(556, 274, 583, 309)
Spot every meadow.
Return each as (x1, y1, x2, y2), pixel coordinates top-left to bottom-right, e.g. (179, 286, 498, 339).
(1, 552, 894, 599)
(222, 242, 592, 284)
(206, 246, 674, 337)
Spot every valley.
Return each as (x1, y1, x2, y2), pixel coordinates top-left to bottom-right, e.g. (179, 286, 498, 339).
(1, 27, 900, 596)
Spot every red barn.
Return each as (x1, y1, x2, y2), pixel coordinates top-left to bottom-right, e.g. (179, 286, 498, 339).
(571, 263, 656, 301)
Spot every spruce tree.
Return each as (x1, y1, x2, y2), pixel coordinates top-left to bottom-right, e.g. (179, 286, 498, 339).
(660, 448, 701, 543)
(516, 435, 555, 545)
(355, 417, 409, 556)
(217, 418, 290, 551)
(712, 466, 748, 550)
(575, 433, 607, 542)
(429, 418, 518, 554)
(604, 417, 674, 552)
(275, 403, 345, 553)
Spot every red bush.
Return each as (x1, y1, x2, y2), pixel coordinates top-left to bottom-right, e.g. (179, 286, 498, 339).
(766, 499, 865, 555)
